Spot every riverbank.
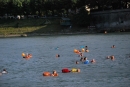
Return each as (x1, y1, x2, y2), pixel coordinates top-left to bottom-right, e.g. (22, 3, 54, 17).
(0, 31, 130, 38)
(0, 19, 130, 38)
(0, 32, 89, 38)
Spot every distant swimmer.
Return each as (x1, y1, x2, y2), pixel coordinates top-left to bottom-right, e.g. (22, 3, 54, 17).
(84, 57, 89, 64)
(2, 69, 8, 74)
(79, 52, 83, 57)
(111, 45, 115, 48)
(76, 61, 79, 64)
(51, 70, 58, 76)
(56, 54, 60, 58)
(111, 55, 115, 60)
(107, 56, 110, 59)
(91, 59, 96, 63)
(80, 57, 84, 62)
(106, 55, 115, 60)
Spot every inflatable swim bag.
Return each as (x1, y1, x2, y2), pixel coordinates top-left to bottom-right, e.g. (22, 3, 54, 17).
(62, 68, 70, 73)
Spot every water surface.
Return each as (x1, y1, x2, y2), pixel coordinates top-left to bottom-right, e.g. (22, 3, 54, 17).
(0, 33, 130, 87)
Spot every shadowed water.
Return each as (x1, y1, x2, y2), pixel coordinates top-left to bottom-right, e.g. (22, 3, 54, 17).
(0, 33, 130, 87)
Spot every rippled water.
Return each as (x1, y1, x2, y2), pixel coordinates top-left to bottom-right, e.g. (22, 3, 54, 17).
(0, 33, 130, 87)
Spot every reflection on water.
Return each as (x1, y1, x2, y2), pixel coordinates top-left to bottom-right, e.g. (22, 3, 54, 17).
(0, 33, 130, 87)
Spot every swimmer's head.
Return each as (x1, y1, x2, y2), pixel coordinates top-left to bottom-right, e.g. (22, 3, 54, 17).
(77, 69, 80, 72)
(53, 70, 57, 74)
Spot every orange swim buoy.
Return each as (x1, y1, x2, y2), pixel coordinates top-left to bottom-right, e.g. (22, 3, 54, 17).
(74, 49, 78, 53)
(43, 72, 51, 76)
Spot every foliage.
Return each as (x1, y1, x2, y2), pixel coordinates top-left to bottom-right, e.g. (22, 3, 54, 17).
(72, 7, 90, 27)
(0, 0, 129, 16)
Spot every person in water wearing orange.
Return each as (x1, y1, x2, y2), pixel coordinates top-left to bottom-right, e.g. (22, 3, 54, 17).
(51, 70, 58, 76)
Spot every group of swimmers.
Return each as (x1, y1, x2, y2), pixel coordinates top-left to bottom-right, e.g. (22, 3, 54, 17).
(1, 45, 115, 77)
(42, 46, 93, 77)
(43, 68, 81, 77)
(74, 46, 96, 65)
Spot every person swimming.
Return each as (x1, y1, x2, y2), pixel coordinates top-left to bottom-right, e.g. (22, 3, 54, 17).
(51, 70, 58, 76)
(79, 52, 83, 57)
(91, 59, 96, 63)
(84, 57, 89, 64)
(111, 55, 115, 60)
(56, 54, 60, 58)
(2, 69, 7, 74)
(76, 61, 79, 64)
(111, 45, 115, 48)
(85, 46, 88, 50)
(106, 55, 115, 60)
(80, 57, 84, 62)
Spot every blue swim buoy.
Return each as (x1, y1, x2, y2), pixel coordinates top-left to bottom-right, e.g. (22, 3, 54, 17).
(84, 60, 89, 64)
(55, 47, 59, 50)
(80, 46, 84, 49)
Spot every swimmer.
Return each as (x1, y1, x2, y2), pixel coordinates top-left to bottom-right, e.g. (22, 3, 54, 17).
(2, 69, 7, 74)
(85, 49, 89, 52)
(111, 55, 115, 60)
(77, 69, 80, 72)
(78, 52, 83, 57)
(111, 45, 115, 48)
(91, 59, 96, 63)
(83, 57, 87, 61)
(56, 54, 60, 58)
(80, 57, 84, 62)
(76, 61, 79, 64)
(85, 46, 88, 50)
(107, 56, 110, 59)
(84, 57, 89, 64)
(51, 70, 58, 76)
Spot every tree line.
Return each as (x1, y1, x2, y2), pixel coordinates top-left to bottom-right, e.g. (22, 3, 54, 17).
(0, 0, 129, 16)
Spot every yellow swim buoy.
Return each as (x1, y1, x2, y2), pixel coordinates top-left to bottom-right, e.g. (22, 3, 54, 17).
(81, 48, 85, 52)
(22, 53, 25, 57)
(71, 68, 77, 72)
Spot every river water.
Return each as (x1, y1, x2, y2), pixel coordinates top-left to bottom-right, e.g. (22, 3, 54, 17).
(0, 33, 130, 87)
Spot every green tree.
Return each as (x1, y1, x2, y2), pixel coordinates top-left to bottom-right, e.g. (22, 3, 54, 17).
(72, 7, 90, 27)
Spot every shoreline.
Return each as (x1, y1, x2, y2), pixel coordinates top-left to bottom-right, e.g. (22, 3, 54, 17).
(0, 32, 130, 38)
